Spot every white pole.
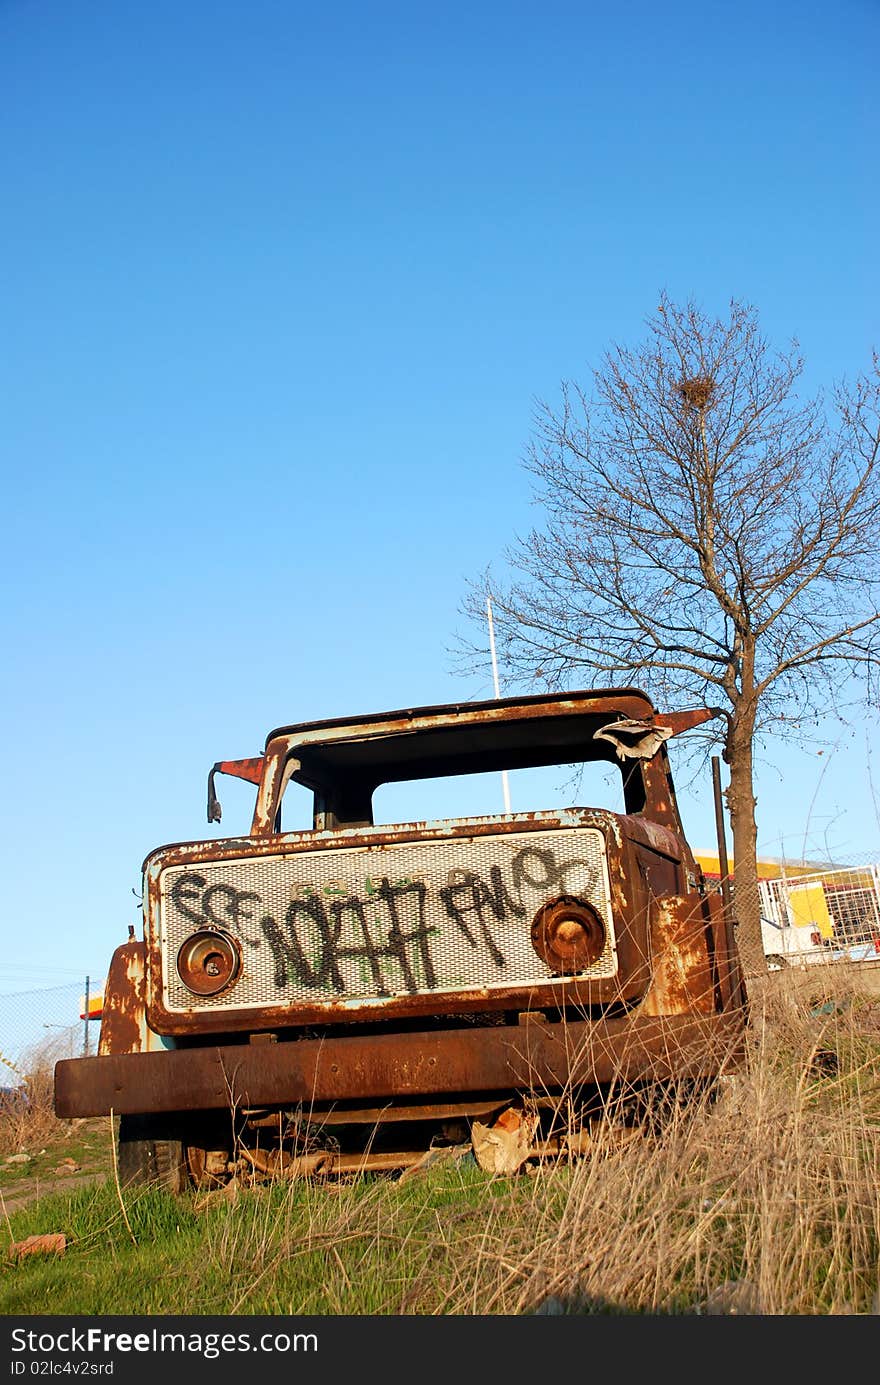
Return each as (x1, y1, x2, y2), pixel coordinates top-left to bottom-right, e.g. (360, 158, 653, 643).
(486, 595, 512, 814)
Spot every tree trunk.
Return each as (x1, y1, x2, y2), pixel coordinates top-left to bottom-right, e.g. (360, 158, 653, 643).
(725, 712, 767, 978)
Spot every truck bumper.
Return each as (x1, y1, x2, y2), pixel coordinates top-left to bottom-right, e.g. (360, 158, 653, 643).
(54, 1010, 745, 1118)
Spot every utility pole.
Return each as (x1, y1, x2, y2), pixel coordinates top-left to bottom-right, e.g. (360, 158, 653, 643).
(711, 757, 732, 916)
(486, 595, 512, 814)
(83, 975, 90, 1058)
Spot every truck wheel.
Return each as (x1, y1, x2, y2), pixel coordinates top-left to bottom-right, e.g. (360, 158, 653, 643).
(116, 1114, 188, 1194)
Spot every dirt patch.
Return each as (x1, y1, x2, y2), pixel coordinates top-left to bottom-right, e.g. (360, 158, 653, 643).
(1, 1168, 108, 1217)
(0, 1116, 111, 1219)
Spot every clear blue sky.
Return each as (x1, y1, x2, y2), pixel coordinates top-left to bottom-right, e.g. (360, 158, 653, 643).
(2, 0, 878, 993)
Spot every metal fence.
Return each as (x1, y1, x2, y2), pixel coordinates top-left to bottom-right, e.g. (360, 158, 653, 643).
(759, 861, 880, 967)
(0, 981, 100, 1082)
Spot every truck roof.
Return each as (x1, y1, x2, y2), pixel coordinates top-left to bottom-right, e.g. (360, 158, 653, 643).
(201, 688, 721, 833)
(264, 687, 661, 788)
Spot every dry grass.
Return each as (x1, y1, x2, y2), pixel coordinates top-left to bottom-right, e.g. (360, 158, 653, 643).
(435, 971, 880, 1316)
(3, 967, 880, 1315)
(169, 968, 880, 1315)
(0, 1035, 71, 1161)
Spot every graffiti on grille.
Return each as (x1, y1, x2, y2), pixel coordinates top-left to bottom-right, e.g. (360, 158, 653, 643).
(169, 844, 599, 995)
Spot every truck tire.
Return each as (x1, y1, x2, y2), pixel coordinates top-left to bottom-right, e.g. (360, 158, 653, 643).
(116, 1114, 188, 1194)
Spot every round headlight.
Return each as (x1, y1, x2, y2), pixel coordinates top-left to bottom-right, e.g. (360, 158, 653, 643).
(530, 896, 606, 974)
(177, 929, 241, 996)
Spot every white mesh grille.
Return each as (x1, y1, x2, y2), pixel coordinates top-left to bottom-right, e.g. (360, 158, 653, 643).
(156, 824, 615, 1014)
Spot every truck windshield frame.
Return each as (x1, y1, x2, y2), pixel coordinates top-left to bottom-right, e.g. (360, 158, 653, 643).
(251, 688, 671, 834)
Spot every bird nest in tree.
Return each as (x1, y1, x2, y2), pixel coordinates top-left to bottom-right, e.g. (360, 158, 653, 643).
(678, 375, 715, 409)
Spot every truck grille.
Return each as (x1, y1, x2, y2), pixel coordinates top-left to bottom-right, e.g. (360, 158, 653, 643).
(155, 824, 616, 1014)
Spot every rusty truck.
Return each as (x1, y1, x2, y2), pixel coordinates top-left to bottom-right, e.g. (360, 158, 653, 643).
(54, 687, 747, 1188)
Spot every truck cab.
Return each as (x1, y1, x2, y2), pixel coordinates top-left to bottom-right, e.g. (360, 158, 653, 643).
(54, 687, 746, 1187)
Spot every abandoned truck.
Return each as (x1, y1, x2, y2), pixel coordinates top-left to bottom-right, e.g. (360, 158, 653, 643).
(54, 688, 747, 1188)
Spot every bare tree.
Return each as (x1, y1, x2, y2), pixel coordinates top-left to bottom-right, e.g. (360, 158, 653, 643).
(463, 296, 880, 975)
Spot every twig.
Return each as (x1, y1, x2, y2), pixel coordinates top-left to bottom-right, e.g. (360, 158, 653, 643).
(331, 1244, 352, 1290)
(800, 736, 842, 863)
(0, 1186, 14, 1247)
(109, 1110, 137, 1246)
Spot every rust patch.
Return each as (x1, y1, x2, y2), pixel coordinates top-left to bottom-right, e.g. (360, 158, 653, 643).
(97, 940, 148, 1056)
(54, 1010, 746, 1119)
(641, 895, 717, 1017)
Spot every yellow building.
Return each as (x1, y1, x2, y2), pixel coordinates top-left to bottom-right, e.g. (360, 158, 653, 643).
(693, 851, 831, 883)
(695, 853, 880, 953)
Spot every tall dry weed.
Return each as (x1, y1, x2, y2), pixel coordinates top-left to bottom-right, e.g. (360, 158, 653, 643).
(429, 971, 880, 1314)
(0, 1034, 77, 1158)
(9, 968, 876, 1316)
(193, 971, 879, 1314)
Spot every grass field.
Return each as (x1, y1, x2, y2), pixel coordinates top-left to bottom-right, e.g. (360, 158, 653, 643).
(2, 967, 879, 1316)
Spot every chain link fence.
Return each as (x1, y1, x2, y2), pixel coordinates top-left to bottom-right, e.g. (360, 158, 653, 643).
(0, 981, 100, 1085)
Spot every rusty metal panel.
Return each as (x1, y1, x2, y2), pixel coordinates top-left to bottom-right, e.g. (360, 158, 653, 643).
(97, 940, 178, 1056)
(54, 1010, 746, 1119)
(251, 689, 711, 835)
(641, 894, 718, 1017)
(97, 942, 147, 1056)
(153, 823, 616, 1019)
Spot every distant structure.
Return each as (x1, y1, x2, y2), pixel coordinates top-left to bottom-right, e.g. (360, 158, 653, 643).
(695, 852, 880, 966)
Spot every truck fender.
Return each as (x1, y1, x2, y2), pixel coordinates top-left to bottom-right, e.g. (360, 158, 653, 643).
(97, 939, 176, 1056)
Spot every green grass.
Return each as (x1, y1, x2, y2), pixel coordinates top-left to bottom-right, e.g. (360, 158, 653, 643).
(1, 1162, 536, 1315)
(3, 969, 880, 1316)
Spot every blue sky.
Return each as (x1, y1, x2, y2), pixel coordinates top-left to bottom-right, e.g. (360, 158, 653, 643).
(2, 0, 878, 994)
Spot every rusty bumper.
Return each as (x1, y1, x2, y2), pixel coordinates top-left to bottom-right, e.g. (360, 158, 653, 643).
(54, 1011, 745, 1119)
